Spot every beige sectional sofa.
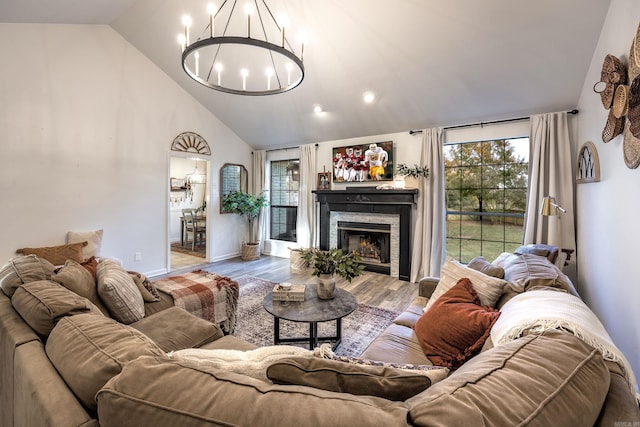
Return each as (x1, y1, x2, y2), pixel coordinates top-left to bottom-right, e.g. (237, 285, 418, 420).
(0, 250, 639, 426)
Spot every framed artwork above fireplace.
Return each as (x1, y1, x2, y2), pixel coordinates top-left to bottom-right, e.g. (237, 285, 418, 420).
(332, 141, 394, 183)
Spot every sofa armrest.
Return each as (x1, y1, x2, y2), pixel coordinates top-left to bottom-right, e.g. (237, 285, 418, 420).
(418, 277, 439, 298)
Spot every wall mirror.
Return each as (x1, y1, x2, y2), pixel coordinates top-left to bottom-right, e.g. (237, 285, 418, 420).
(220, 163, 248, 213)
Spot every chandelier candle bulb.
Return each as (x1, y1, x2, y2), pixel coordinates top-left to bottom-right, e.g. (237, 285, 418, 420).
(182, 15, 191, 46)
(215, 63, 223, 85)
(194, 51, 199, 76)
(241, 68, 248, 90)
(207, 3, 216, 37)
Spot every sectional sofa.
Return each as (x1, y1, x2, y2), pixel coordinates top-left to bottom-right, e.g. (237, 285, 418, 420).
(0, 248, 638, 426)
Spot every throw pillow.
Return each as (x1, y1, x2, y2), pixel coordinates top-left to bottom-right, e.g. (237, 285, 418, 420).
(0, 254, 55, 297)
(80, 256, 98, 279)
(11, 280, 103, 337)
(167, 345, 312, 382)
(67, 229, 104, 259)
(467, 256, 505, 279)
(514, 243, 559, 264)
(424, 257, 507, 313)
(16, 241, 88, 266)
(96, 259, 145, 324)
(52, 259, 110, 315)
(503, 254, 578, 296)
(414, 278, 501, 369)
(267, 356, 448, 401)
(127, 270, 160, 302)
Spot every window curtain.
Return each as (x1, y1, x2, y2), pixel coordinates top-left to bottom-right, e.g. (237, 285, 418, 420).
(297, 144, 317, 248)
(410, 128, 446, 282)
(523, 112, 576, 256)
(252, 150, 268, 252)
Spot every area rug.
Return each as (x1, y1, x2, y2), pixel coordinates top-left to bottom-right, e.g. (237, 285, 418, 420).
(232, 275, 400, 357)
(171, 242, 206, 258)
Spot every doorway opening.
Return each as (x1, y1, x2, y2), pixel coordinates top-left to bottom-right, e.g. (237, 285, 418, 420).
(169, 155, 210, 271)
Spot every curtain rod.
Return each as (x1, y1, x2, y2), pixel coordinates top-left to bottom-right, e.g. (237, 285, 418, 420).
(408, 109, 579, 135)
(253, 143, 318, 154)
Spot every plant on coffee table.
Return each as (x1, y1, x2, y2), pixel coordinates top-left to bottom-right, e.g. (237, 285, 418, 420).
(299, 248, 365, 299)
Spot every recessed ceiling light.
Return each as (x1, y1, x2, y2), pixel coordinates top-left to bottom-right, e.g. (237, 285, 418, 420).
(363, 91, 375, 103)
(313, 105, 323, 114)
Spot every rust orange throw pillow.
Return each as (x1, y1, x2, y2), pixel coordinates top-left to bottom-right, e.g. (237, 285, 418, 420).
(414, 278, 500, 369)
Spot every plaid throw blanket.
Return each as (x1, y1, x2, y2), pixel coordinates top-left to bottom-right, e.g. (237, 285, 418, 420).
(153, 270, 239, 334)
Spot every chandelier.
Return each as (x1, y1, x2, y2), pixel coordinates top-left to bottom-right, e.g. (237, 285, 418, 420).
(178, 1, 305, 96)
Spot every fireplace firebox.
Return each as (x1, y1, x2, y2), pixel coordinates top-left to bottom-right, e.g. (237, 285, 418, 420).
(338, 221, 391, 275)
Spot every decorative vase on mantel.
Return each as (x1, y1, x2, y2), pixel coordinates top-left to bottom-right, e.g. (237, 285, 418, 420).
(316, 274, 336, 300)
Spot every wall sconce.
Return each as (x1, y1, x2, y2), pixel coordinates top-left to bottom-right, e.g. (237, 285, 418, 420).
(540, 196, 566, 264)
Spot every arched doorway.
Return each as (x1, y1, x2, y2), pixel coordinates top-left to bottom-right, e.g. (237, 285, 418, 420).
(168, 132, 211, 271)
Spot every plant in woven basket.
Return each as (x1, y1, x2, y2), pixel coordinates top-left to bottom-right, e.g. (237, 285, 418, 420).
(221, 191, 269, 244)
(396, 163, 430, 179)
(299, 248, 365, 282)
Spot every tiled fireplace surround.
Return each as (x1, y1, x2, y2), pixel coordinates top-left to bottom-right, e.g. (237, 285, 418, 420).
(314, 188, 417, 281)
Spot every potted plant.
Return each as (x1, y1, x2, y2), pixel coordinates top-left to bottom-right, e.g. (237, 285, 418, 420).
(221, 191, 269, 260)
(396, 163, 430, 189)
(299, 248, 365, 299)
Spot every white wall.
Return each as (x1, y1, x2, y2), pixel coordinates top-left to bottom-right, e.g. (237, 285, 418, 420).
(0, 23, 252, 275)
(575, 0, 640, 384)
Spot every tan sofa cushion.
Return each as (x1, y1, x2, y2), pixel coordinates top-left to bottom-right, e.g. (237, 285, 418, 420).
(267, 356, 447, 401)
(52, 259, 109, 315)
(45, 313, 165, 412)
(97, 355, 410, 427)
(11, 280, 103, 337)
(0, 255, 55, 297)
(96, 259, 144, 324)
(16, 241, 87, 265)
(406, 331, 611, 426)
(131, 306, 223, 352)
(360, 323, 432, 365)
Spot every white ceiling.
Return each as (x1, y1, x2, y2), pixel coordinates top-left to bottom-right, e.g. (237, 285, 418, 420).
(0, 0, 611, 150)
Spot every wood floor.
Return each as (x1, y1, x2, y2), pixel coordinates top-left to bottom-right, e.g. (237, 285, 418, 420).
(166, 255, 419, 313)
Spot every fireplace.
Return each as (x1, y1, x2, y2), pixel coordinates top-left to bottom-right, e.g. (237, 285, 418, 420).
(338, 221, 391, 275)
(313, 188, 417, 281)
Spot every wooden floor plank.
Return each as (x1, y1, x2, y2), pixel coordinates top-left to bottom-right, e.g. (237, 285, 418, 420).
(162, 255, 419, 313)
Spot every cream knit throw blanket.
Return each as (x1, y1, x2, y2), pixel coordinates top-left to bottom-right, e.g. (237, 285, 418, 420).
(490, 290, 639, 399)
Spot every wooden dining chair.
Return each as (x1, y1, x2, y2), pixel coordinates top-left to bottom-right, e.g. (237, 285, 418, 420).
(183, 209, 206, 251)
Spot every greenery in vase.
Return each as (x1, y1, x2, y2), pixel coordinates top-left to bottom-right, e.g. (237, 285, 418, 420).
(396, 163, 430, 179)
(221, 191, 269, 243)
(298, 248, 365, 282)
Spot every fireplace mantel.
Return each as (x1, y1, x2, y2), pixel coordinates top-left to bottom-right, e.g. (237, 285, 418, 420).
(313, 188, 417, 281)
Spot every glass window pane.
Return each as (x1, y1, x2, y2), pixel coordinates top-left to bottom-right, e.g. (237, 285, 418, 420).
(270, 159, 299, 242)
(444, 137, 528, 263)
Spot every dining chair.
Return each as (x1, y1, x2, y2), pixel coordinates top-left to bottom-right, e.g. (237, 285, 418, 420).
(183, 209, 206, 251)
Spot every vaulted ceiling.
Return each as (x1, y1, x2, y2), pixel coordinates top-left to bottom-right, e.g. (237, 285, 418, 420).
(0, 0, 611, 149)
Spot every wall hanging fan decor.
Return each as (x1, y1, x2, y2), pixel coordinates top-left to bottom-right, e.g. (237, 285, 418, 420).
(624, 24, 640, 168)
(171, 132, 211, 155)
(593, 54, 627, 110)
(576, 141, 600, 184)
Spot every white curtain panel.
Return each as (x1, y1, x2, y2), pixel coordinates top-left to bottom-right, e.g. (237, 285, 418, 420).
(410, 128, 446, 282)
(523, 112, 576, 254)
(297, 144, 317, 248)
(252, 150, 268, 250)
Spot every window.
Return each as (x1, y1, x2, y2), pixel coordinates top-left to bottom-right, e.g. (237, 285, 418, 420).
(444, 138, 529, 263)
(270, 159, 299, 242)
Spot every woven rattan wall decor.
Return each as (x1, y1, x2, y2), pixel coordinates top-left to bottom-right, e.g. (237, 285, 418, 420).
(576, 141, 600, 184)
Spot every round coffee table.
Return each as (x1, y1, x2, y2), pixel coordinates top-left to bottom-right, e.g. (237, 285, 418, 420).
(263, 285, 357, 350)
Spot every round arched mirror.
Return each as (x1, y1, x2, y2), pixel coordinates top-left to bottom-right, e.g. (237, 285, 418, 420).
(220, 163, 248, 213)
